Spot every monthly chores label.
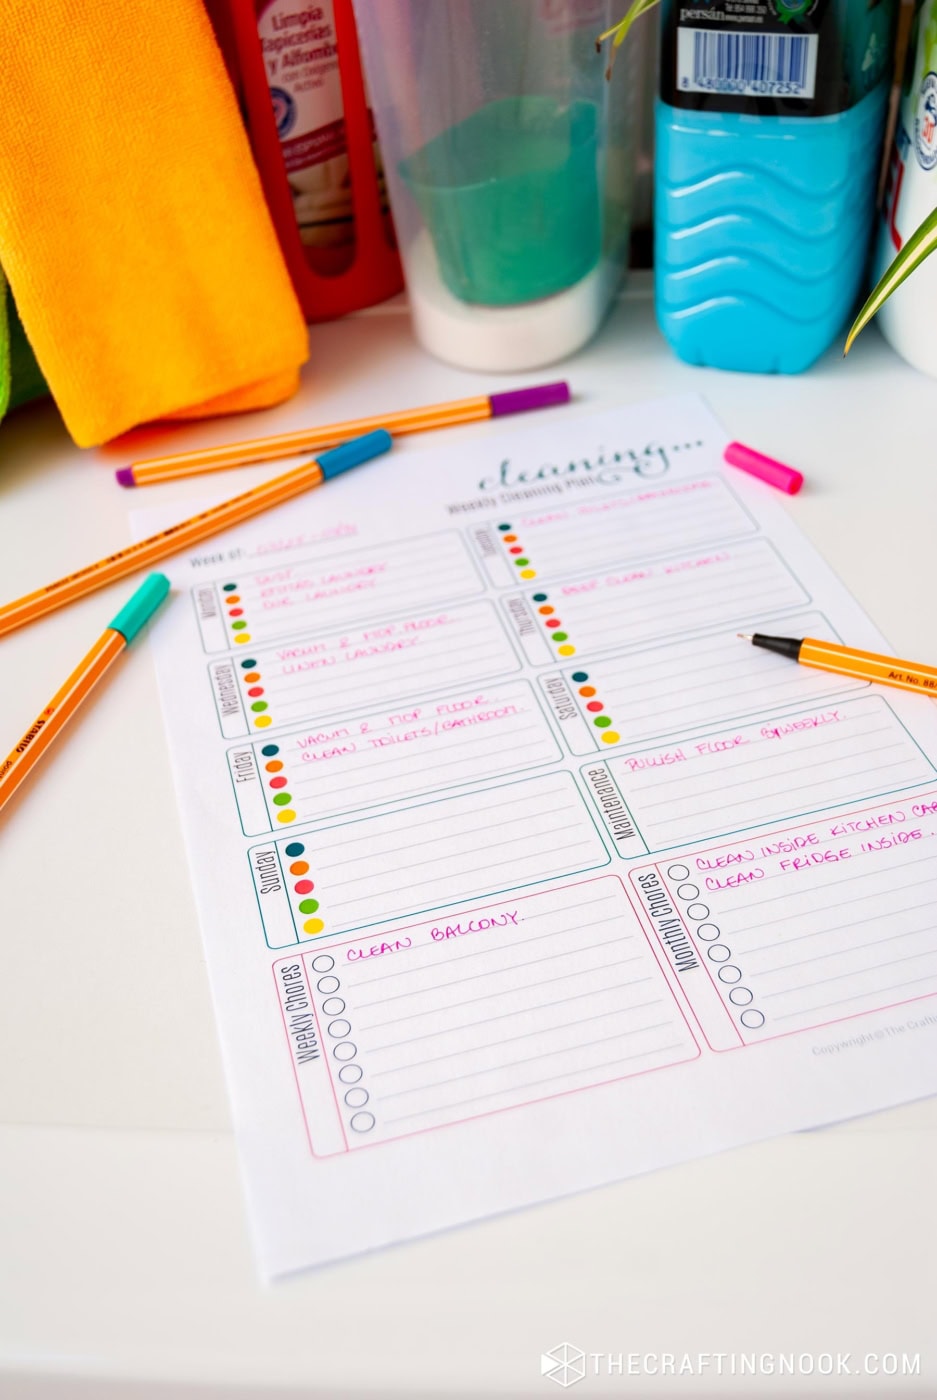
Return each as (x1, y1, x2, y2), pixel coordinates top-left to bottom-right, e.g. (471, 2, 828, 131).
(140, 395, 937, 1276)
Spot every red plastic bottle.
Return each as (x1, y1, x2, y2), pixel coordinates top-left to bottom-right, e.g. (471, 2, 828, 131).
(208, 0, 402, 320)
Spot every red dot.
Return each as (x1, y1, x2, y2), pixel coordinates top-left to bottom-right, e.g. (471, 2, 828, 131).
(546, 618, 561, 629)
(269, 776, 287, 789)
(294, 879, 314, 894)
(586, 700, 603, 713)
(509, 546, 523, 555)
(248, 686, 264, 697)
(228, 608, 244, 618)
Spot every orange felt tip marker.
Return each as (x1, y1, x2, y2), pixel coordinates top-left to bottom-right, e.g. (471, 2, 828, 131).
(0, 431, 391, 640)
(740, 632, 937, 697)
(724, 442, 804, 494)
(115, 382, 570, 486)
(0, 574, 170, 815)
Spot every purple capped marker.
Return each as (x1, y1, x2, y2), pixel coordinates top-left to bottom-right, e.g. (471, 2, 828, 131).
(487, 381, 571, 418)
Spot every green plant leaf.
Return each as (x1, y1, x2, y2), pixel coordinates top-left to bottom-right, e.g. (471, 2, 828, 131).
(845, 204, 937, 354)
(596, 0, 661, 77)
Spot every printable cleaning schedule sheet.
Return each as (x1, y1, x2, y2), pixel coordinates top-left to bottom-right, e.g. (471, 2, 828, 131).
(139, 395, 937, 1277)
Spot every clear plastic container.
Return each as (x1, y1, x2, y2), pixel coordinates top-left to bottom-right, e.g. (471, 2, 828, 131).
(351, 0, 638, 372)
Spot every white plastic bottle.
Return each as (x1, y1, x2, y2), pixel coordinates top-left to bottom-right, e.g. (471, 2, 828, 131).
(876, 0, 937, 375)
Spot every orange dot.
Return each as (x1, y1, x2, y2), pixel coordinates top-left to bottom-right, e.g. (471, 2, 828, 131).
(265, 760, 283, 773)
(579, 685, 596, 698)
(502, 534, 518, 543)
(226, 595, 240, 606)
(538, 605, 553, 615)
(276, 809, 296, 823)
(289, 860, 309, 876)
(243, 671, 260, 683)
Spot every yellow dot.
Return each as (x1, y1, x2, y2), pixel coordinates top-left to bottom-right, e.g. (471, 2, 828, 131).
(558, 644, 575, 656)
(235, 634, 252, 644)
(520, 569, 536, 579)
(601, 731, 620, 744)
(254, 715, 272, 728)
(276, 809, 296, 823)
(303, 917, 325, 935)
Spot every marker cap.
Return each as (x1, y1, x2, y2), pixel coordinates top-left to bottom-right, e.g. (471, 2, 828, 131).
(488, 382, 570, 417)
(317, 429, 392, 480)
(108, 573, 171, 642)
(724, 441, 804, 495)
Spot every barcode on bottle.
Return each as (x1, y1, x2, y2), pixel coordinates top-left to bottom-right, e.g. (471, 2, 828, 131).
(676, 28, 818, 99)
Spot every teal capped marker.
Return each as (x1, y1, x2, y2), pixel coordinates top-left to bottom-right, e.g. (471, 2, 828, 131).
(108, 573, 171, 642)
(0, 574, 172, 814)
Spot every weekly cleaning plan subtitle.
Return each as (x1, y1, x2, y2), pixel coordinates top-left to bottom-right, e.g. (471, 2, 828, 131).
(139, 395, 937, 1277)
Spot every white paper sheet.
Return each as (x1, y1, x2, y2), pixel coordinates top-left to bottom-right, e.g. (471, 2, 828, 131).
(137, 395, 937, 1277)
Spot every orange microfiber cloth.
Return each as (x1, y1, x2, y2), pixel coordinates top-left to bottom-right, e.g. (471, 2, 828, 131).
(0, 0, 309, 447)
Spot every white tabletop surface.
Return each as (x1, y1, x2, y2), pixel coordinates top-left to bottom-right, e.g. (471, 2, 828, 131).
(1, 276, 936, 1399)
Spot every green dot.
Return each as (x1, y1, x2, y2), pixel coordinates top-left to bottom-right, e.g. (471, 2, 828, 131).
(572, 671, 589, 683)
(285, 842, 305, 857)
(273, 792, 292, 806)
(251, 700, 268, 712)
(532, 592, 548, 603)
(498, 523, 511, 531)
(298, 898, 319, 914)
(513, 558, 529, 568)
(552, 632, 568, 642)
(231, 620, 247, 630)
(261, 744, 279, 756)
(593, 715, 611, 728)
(240, 658, 257, 669)
(223, 583, 237, 592)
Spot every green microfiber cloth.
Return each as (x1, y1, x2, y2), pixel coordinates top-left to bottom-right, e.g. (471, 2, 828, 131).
(0, 265, 47, 426)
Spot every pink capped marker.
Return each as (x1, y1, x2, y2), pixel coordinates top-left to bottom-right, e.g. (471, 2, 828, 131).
(724, 441, 804, 495)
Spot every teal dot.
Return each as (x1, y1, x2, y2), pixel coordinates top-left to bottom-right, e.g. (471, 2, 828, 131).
(273, 792, 292, 806)
(298, 898, 319, 914)
(231, 620, 247, 630)
(498, 523, 511, 531)
(532, 593, 548, 603)
(240, 658, 257, 669)
(594, 715, 611, 728)
(513, 558, 529, 568)
(261, 744, 279, 757)
(552, 632, 568, 642)
(251, 701, 268, 712)
(223, 583, 237, 592)
(572, 671, 589, 683)
(285, 842, 305, 857)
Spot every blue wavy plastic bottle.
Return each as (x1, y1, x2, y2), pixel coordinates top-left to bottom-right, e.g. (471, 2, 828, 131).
(655, 0, 896, 373)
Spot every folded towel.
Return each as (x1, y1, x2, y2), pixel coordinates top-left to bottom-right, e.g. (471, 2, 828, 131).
(0, 0, 308, 447)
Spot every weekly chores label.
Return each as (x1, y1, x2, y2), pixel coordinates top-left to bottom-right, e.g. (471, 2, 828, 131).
(139, 396, 937, 1277)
